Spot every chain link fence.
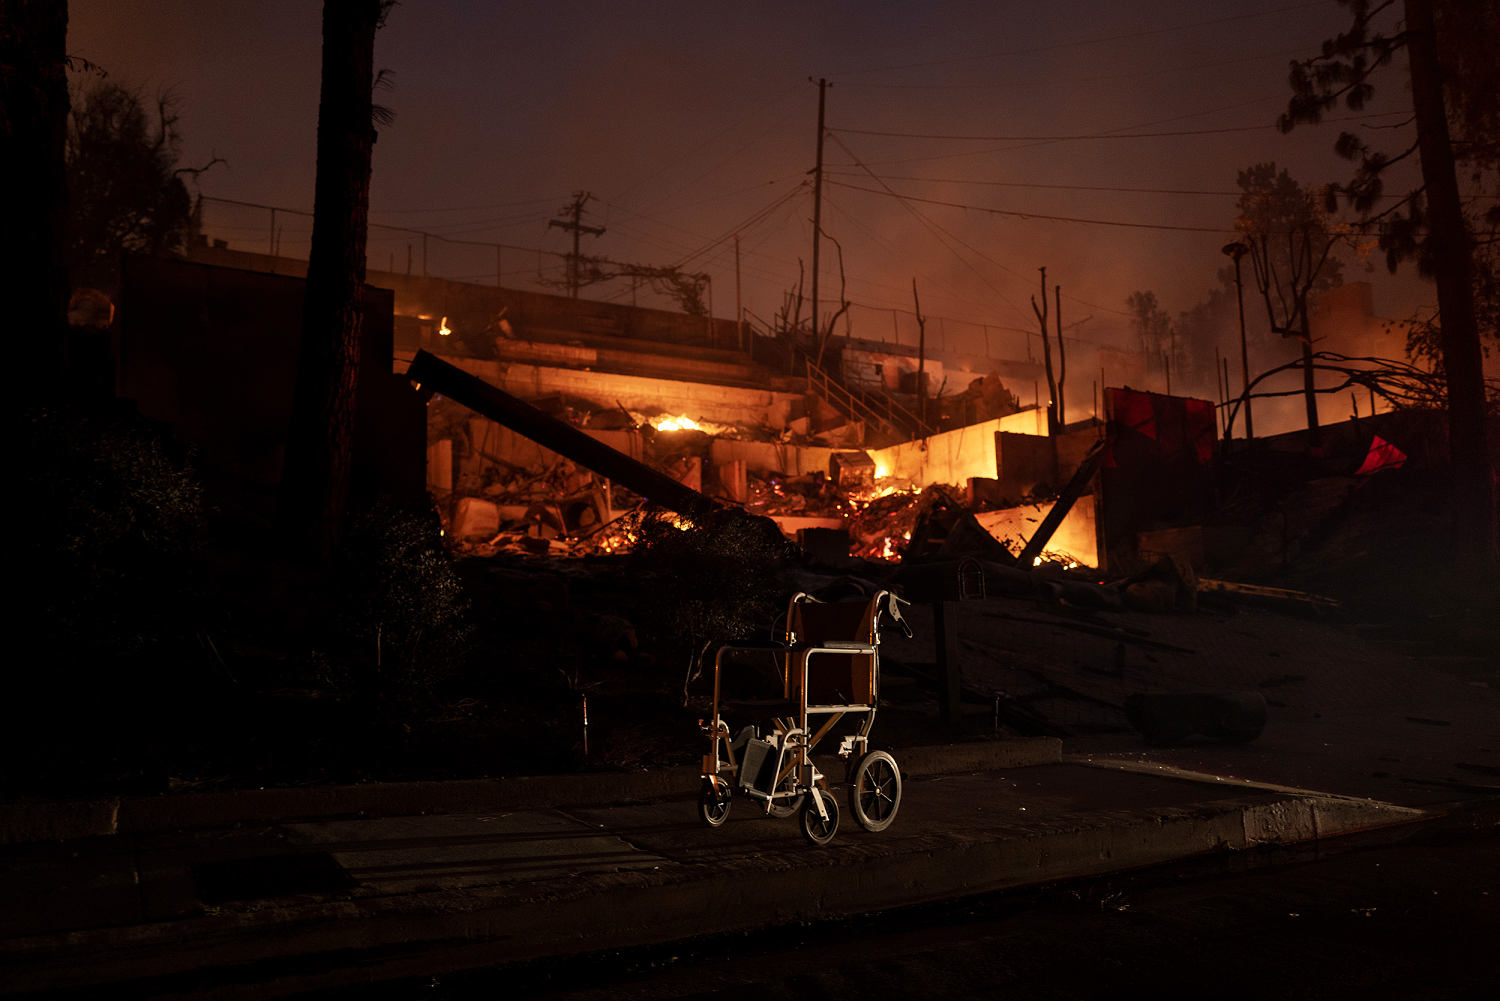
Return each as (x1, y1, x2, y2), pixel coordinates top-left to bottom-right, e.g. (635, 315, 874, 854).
(199, 197, 668, 308)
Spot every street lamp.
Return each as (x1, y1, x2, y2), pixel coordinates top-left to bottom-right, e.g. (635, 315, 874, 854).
(1221, 241, 1253, 440)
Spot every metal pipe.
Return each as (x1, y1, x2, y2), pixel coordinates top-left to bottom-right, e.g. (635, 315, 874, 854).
(406, 350, 720, 517)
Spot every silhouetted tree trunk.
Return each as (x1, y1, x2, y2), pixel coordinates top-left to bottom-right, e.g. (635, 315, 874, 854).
(1032, 267, 1060, 438)
(3, 0, 71, 400)
(1405, 0, 1496, 562)
(279, 0, 382, 559)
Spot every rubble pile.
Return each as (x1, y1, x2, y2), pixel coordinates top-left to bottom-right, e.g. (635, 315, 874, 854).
(847, 486, 926, 560)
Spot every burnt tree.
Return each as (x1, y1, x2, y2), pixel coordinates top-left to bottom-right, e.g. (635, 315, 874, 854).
(1032, 267, 1061, 438)
(1234, 163, 1345, 449)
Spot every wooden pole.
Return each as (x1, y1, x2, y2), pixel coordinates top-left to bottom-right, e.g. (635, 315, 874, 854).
(734, 233, 744, 352)
(1054, 283, 1066, 428)
(810, 78, 826, 345)
(913, 279, 927, 428)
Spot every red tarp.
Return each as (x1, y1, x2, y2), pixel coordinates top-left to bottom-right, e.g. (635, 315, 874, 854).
(1104, 387, 1217, 467)
(1354, 434, 1407, 475)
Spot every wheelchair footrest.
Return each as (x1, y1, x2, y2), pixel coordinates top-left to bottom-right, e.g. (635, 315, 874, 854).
(737, 738, 781, 796)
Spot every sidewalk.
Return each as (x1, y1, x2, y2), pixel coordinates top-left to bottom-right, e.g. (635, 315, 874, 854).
(0, 739, 1434, 1000)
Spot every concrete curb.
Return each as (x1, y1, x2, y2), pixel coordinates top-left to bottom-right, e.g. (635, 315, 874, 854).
(0, 738, 1062, 846)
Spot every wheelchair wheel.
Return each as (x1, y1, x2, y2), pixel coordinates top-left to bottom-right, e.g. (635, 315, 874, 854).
(800, 787, 840, 846)
(698, 780, 732, 827)
(849, 750, 902, 832)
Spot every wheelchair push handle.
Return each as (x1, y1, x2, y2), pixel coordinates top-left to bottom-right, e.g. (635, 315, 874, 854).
(879, 592, 915, 639)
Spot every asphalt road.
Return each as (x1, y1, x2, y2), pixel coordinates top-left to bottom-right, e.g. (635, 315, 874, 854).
(353, 817, 1498, 1001)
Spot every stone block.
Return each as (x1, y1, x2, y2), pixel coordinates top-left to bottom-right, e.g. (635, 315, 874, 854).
(451, 496, 501, 540)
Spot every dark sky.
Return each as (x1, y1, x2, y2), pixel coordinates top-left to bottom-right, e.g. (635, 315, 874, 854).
(67, 0, 1432, 363)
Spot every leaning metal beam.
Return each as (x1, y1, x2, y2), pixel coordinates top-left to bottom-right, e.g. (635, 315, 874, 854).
(406, 349, 721, 516)
(1016, 437, 1109, 567)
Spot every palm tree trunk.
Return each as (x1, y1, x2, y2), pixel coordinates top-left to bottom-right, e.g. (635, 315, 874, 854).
(4, 0, 71, 400)
(1405, 0, 1497, 563)
(279, 0, 382, 559)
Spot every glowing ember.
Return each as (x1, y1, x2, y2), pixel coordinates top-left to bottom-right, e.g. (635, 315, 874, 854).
(645, 413, 734, 436)
(438, 315, 452, 336)
(654, 415, 700, 431)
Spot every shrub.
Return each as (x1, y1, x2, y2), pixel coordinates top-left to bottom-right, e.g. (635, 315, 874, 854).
(628, 506, 793, 702)
(323, 502, 473, 711)
(10, 408, 208, 793)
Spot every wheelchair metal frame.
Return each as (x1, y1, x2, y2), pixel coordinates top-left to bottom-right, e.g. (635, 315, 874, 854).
(698, 589, 911, 845)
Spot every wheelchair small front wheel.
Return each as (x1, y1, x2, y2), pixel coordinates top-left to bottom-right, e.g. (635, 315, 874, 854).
(698, 780, 732, 827)
(800, 787, 840, 846)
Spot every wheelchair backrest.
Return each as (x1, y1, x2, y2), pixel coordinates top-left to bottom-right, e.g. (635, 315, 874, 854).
(784, 593, 879, 707)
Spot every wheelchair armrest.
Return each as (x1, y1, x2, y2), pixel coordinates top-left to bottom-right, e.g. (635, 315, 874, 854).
(717, 640, 793, 653)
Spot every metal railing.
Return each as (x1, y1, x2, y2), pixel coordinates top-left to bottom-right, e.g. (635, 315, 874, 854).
(804, 357, 936, 441)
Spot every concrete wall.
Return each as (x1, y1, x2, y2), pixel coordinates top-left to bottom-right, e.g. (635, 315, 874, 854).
(999, 407, 1047, 437)
(995, 431, 1054, 496)
(861, 408, 1060, 490)
(185, 243, 744, 351)
(118, 255, 426, 511)
(869, 417, 1005, 486)
(425, 354, 803, 428)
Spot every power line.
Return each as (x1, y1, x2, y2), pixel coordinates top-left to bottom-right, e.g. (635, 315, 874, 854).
(828, 111, 1410, 143)
(671, 182, 810, 269)
(829, 96, 1413, 170)
(825, 133, 1032, 321)
(829, 2, 1325, 77)
(823, 170, 1239, 197)
(821, 196, 1025, 324)
(420, 210, 557, 238)
(826, 136, 1137, 319)
(597, 176, 805, 263)
(369, 194, 565, 216)
(836, 46, 1313, 92)
(826, 178, 1230, 234)
(608, 82, 804, 210)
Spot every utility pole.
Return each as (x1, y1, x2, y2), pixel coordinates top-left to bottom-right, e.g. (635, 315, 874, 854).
(809, 77, 827, 345)
(734, 233, 744, 352)
(913, 279, 927, 429)
(1054, 284, 1066, 428)
(549, 191, 605, 298)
